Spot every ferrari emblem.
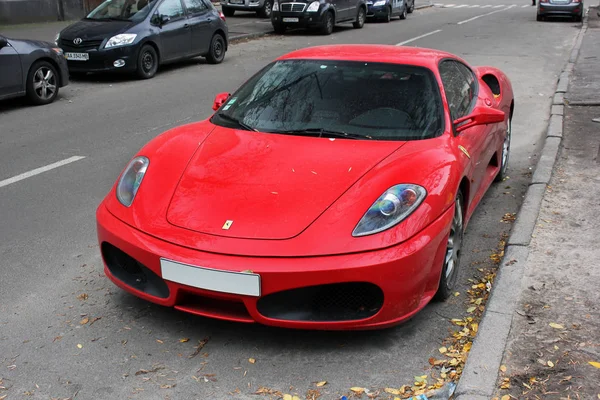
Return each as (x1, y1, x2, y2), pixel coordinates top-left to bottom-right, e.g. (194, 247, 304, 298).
(458, 145, 470, 159)
(222, 220, 233, 230)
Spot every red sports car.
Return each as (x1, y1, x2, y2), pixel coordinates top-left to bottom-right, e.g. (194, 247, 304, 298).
(96, 45, 513, 330)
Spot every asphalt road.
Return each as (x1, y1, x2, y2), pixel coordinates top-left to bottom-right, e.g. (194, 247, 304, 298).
(0, 2, 580, 399)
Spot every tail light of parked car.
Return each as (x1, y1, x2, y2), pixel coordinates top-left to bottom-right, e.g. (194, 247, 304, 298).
(220, 11, 226, 21)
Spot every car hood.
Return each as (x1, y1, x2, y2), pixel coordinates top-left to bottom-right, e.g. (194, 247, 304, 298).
(166, 127, 405, 240)
(8, 38, 55, 52)
(59, 19, 135, 41)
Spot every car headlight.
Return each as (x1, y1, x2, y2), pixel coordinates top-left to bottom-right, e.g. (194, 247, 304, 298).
(307, 1, 320, 11)
(104, 33, 137, 49)
(117, 156, 149, 207)
(51, 47, 64, 56)
(373, 0, 386, 6)
(273, 0, 279, 11)
(54, 33, 60, 45)
(352, 184, 427, 237)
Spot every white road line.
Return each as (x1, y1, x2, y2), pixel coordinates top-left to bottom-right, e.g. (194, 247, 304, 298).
(469, 4, 480, 7)
(493, 4, 504, 7)
(481, 4, 493, 7)
(455, 4, 469, 7)
(457, 6, 510, 24)
(0, 156, 86, 189)
(396, 29, 443, 46)
(521, 4, 529, 6)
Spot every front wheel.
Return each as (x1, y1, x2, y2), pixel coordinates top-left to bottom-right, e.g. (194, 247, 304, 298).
(434, 192, 464, 301)
(536, 13, 544, 21)
(382, 6, 391, 22)
(26, 61, 59, 105)
(494, 117, 512, 182)
(136, 45, 158, 79)
(408, 0, 414, 13)
(258, 0, 273, 18)
(399, 5, 407, 19)
(353, 7, 366, 28)
(206, 33, 226, 64)
(321, 11, 334, 35)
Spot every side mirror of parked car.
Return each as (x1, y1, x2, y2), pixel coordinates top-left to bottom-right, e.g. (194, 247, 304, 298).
(160, 14, 171, 25)
(213, 92, 231, 111)
(0, 36, 8, 49)
(453, 106, 505, 133)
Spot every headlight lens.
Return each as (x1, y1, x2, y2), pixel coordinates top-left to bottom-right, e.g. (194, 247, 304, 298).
(104, 33, 137, 49)
(273, 0, 279, 11)
(373, 0, 386, 6)
(54, 33, 60, 45)
(51, 47, 64, 56)
(307, 1, 320, 11)
(116, 156, 149, 207)
(352, 184, 427, 237)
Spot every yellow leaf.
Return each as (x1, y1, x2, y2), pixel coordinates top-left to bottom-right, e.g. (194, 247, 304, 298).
(77, 344, 83, 349)
(501, 396, 510, 400)
(500, 365, 507, 373)
(283, 395, 292, 400)
(439, 347, 447, 354)
(156, 339, 164, 344)
(588, 361, 600, 368)
(548, 361, 554, 367)
(80, 317, 89, 325)
(385, 388, 401, 395)
(248, 358, 256, 364)
(467, 306, 477, 313)
(454, 292, 460, 297)
(350, 387, 365, 394)
(549, 323, 564, 329)
(471, 323, 479, 333)
(179, 338, 189, 343)
(316, 381, 327, 387)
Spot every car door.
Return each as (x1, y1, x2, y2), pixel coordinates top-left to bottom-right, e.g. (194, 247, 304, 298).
(0, 36, 23, 98)
(153, 0, 191, 61)
(439, 59, 489, 201)
(182, 0, 213, 55)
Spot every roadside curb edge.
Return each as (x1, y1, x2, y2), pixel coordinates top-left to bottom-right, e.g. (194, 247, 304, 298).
(453, 13, 589, 400)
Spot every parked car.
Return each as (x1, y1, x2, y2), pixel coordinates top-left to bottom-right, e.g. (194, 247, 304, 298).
(221, 0, 274, 18)
(271, 0, 367, 34)
(536, 0, 583, 21)
(0, 34, 69, 105)
(56, 0, 228, 79)
(366, 0, 414, 22)
(96, 44, 514, 330)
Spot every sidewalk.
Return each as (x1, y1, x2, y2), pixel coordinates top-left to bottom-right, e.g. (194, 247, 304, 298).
(456, 7, 600, 400)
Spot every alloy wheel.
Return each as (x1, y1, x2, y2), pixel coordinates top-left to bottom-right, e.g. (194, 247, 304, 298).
(33, 67, 57, 101)
(444, 196, 463, 292)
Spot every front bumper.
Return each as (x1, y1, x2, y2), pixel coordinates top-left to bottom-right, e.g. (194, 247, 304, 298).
(56, 55, 70, 87)
(538, 2, 582, 16)
(271, 11, 324, 28)
(367, 5, 388, 17)
(58, 43, 138, 73)
(221, 0, 264, 10)
(96, 202, 454, 330)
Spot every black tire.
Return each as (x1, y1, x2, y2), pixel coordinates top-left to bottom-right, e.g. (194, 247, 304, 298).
(26, 60, 59, 105)
(400, 5, 407, 19)
(434, 191, 464, 302)
(258, 0, 273, 18)
(408, 0, 414, 13)
(222, 6, 235, 16)
(383, 6, 391, 22)
(136, 44, 158, 79)
(574, 13, 582, 22)
(353, 6, 366, 28)
(273, 23, 286, 34)
(536, 13, 544, 21)
(494, 117, 512, 183)
(321, 11, 334, 35)
(206, 33, 226, 64)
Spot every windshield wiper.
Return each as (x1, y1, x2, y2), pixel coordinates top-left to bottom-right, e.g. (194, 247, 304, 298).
(270, 128, 371, 140)
(217, 113, 257, 131)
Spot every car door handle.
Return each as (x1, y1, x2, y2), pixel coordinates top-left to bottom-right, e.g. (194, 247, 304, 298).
(184, 23, 190, 28)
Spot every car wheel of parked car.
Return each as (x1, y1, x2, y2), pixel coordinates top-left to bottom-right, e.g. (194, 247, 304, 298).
(536, 13, 544, 21)
(273, 24, 286, 34)
(136, 45, 158, 79)
(222, 6, 235, 16)
(353, 6, 366, 28)
(434, 191, 464, 301)
(258, 0, 273, 18)
(574, 13, 582, 22)
(382, 6, 391, 22)
(408, 0, 414, 13)
(321, 11, 334, 35)
(206, 33, 226, 64)
(494, 117, 512, 183)
(400, 5, 407, 19)
(26, 61, 59, 105)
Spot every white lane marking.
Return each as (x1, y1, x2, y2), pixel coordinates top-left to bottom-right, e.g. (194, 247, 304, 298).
(469, 4, 480, 7)
(396, 29, 443, 46)
(455, 4, 469, 7)
(0, 156, 86, 189)
(481, 4, 493, 7)
(457, 6, 510, 24)
(493, 4, 504, 7)
(521, 4, 529, 6)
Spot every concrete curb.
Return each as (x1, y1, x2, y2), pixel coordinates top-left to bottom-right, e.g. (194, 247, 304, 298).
(453, 13, 589, 400)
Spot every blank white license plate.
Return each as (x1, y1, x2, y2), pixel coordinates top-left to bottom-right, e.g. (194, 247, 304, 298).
(160, 258, 261, 297)
(282, 17, 299, 22)
(230, 0, 243, 4)
(65, 52, 89, 61)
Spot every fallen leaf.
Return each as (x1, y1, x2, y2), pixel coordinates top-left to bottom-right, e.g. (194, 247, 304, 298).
(77, 293, 88, 301)
(549, 322, 564, 329)
(454, 292, 460, 296)
(179, 338, 190, 343)
(500, 365, 507, 373)
(156, 339, 164, 344)
(548, 361, 554, 367)
(248, 358, 256, 364)
(188, 337, 210, 358)
(80, 317, 89, 325)
(439, 347, 448, 354)
(350, 387, 365, 394)
(501, 396, 510, 400)
(160, 384, 175, 389)
(385, 388, 401, 395)
(467, 306, 477, 313)
(316, 381, 327, 387)
(53, 336, 63, 342)
(588, 361, 600, 368)
(77, 344, 83, 349)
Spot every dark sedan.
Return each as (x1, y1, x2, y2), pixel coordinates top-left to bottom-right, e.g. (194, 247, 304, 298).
(367, 0, 414, 22)
(537, 0, 583, 21)
(56, 0, 228, 79)
(0, 35, 69, 105)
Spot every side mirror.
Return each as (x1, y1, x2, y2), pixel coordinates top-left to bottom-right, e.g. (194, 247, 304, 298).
(160, 14, 171, 25)
(0, 36, 8, 49)
(453, 106, 505, 133)
(213, 92, 231, 111)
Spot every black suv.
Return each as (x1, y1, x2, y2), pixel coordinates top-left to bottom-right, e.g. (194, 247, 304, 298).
(271, 0, 367, 35)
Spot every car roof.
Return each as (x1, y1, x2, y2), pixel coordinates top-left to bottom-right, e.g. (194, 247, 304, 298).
(277, 45, 462, 70)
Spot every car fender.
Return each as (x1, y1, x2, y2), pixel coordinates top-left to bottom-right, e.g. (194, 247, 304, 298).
(473, 66, 514, 116)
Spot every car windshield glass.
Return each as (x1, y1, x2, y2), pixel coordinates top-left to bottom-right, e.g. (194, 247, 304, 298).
(211, 59, 444, 141)
(86, 0, 157, 21)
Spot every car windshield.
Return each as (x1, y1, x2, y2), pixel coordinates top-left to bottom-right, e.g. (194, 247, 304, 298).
(211, 59, 444, 141)
(86, 0, 157, 21)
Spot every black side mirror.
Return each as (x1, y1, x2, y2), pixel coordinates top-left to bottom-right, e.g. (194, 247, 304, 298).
(160, 14, 171, 24)
(0, 36, 8, 49)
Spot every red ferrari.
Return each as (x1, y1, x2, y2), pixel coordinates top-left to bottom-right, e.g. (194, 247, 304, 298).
(96, 45, 513, 330)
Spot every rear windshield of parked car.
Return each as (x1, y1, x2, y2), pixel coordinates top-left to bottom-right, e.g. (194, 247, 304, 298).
(212, 59, 444, 141)
(87, 0, 158, 21)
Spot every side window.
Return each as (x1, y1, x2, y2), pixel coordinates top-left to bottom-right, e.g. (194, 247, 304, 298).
(183, 0, 207, 14)
(156, 0, 185, 19)
(439, 60, 477, 121)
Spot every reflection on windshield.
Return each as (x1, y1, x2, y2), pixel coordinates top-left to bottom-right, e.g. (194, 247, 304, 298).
(87, 0, 157, 21)
(212, 60, 444, 141)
